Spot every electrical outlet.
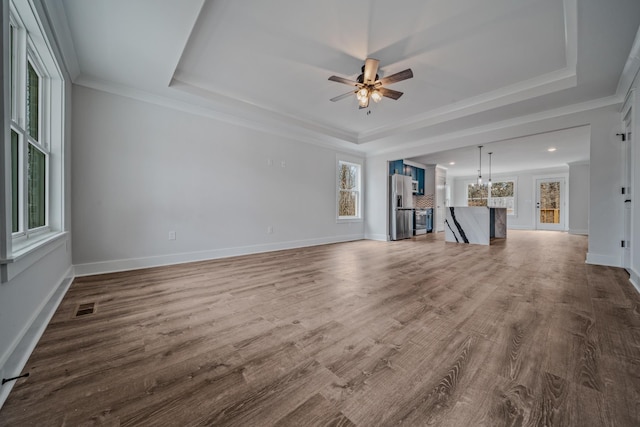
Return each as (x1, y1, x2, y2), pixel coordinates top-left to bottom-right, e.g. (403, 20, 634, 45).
(267, 226, 273, 234)
(267, 158, 273, 166)
(281, 160, 286, 168)
(169, 231, 176, 240)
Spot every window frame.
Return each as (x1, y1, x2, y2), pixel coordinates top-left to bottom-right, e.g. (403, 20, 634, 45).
(9, 16, 20, 123)
(336, 156, 364, 222)
(10, 30, 51, 241)
(3, 0, 65, 267)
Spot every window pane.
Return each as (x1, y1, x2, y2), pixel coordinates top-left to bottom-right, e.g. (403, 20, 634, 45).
(490, 181, 514, 197)
(487, 181, 515, 215)
(339, 163, 358, 190)
(28, 144, 46, 228)
(12, 131, 20, 232)
(339, 191, 357, 217)
(539, 181, 561, 224)
(27, 62, 40, 140)
(467, 184, 488, 207)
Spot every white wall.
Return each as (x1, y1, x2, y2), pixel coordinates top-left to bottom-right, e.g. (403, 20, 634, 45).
(451, 167, 569, 230)
(568, 162, 589, 234)
(364, 155, 388, 241)
(71, 86, 365, 274)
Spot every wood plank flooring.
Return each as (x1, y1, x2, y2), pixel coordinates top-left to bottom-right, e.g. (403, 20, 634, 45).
(1, 230, 639, 426)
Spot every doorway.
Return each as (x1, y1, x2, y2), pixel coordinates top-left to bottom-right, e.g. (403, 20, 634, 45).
(536, 177, 565, 231)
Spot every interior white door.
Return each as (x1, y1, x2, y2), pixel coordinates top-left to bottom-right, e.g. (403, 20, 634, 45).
(536, 178, 565, 231)
(622, 110, 632, 270)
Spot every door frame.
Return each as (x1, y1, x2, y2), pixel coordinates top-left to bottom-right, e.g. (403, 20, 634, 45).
(533, 174, 568, 231)
(622, 105, 633, 271)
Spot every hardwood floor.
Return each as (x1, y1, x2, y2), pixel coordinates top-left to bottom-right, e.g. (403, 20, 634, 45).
(1, 230, 639, 426)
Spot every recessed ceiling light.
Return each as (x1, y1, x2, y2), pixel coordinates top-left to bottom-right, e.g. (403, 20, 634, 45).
(449, 162, 455, 165)
(547, 147, 557, 152)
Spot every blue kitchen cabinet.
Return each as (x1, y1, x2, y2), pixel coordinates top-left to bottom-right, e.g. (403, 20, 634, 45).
(417, 167, 425, 195)
(389, 159, 404, 175)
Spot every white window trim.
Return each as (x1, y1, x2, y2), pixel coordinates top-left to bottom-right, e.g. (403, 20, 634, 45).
(336, 155, 364, 223)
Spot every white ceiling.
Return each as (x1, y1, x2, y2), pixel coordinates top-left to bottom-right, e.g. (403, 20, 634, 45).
(53, 0, 640, 161)
(409, 125, 590, 177)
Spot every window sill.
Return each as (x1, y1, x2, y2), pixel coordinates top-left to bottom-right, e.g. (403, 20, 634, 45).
(1, 231, 69, 283)
(337, 217, 363, 224)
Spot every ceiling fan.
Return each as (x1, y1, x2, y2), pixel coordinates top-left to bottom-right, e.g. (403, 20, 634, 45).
(328, 58, 413, 108)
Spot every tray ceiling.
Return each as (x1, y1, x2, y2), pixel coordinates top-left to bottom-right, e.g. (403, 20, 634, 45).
(57, 0, 640, 151)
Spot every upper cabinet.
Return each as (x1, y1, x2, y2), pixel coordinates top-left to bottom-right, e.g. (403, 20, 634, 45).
(389, 160, 404, 176)
(417, 168, 425, 195)
(389, 160, 425, 195)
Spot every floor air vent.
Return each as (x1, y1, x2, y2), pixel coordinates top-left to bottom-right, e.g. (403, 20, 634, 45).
(75, 302, 96, 317)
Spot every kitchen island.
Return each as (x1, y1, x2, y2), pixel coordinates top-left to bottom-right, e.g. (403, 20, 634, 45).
(444, 207, 506, 245)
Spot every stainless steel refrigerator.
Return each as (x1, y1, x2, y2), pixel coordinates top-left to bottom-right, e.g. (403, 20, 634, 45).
(390, 174, 414, 240)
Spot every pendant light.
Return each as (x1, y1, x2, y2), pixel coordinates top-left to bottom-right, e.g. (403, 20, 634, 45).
(488, 152, 493, 187)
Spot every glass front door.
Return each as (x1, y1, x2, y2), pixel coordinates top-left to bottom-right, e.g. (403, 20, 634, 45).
(536, 178, 565, 230)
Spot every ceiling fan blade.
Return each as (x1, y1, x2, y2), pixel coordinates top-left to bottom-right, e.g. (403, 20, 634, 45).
(378, 87, 404, 100)
(378, 68, 413, 86)
(328, 75, 360, 86)
(363, 58, 380, 84)
(330, 91, 355, 102)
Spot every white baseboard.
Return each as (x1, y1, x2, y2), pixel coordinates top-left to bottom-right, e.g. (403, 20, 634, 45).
(629, 268, 640, 295)
(568, 229, 588, 235)
(585, 252, 621, 267)
(74, 234, 365, 277)
(0, 266, 74, 409)
(507, 225, 535, 230)
(364, 233, 388, 241)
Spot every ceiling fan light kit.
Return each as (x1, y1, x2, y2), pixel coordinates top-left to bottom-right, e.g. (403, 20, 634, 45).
(328, 58, 413, 109)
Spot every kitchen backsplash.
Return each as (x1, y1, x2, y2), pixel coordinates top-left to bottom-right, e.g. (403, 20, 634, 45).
(414, 194, 434, 208)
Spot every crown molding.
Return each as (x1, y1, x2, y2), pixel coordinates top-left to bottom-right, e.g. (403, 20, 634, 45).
(357, 67, 577, 144)
(73, 76, 367, 157)
(617, 24, 640, 97)
(567, 160, 590, 166)
(37, 0, 80, 81)
(169, 78, 357, 143)
(76, 74, 622, 162)
(172, 63, 579, 147)
(366, 95, 622, 158)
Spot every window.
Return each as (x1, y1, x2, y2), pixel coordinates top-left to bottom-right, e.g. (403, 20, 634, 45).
(7, 0, 64, 245)
(337, 160, 362, 220)
(488, 181, 516, 215)
(467, 179, 516, 215)
(467, 183, 488, 207)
